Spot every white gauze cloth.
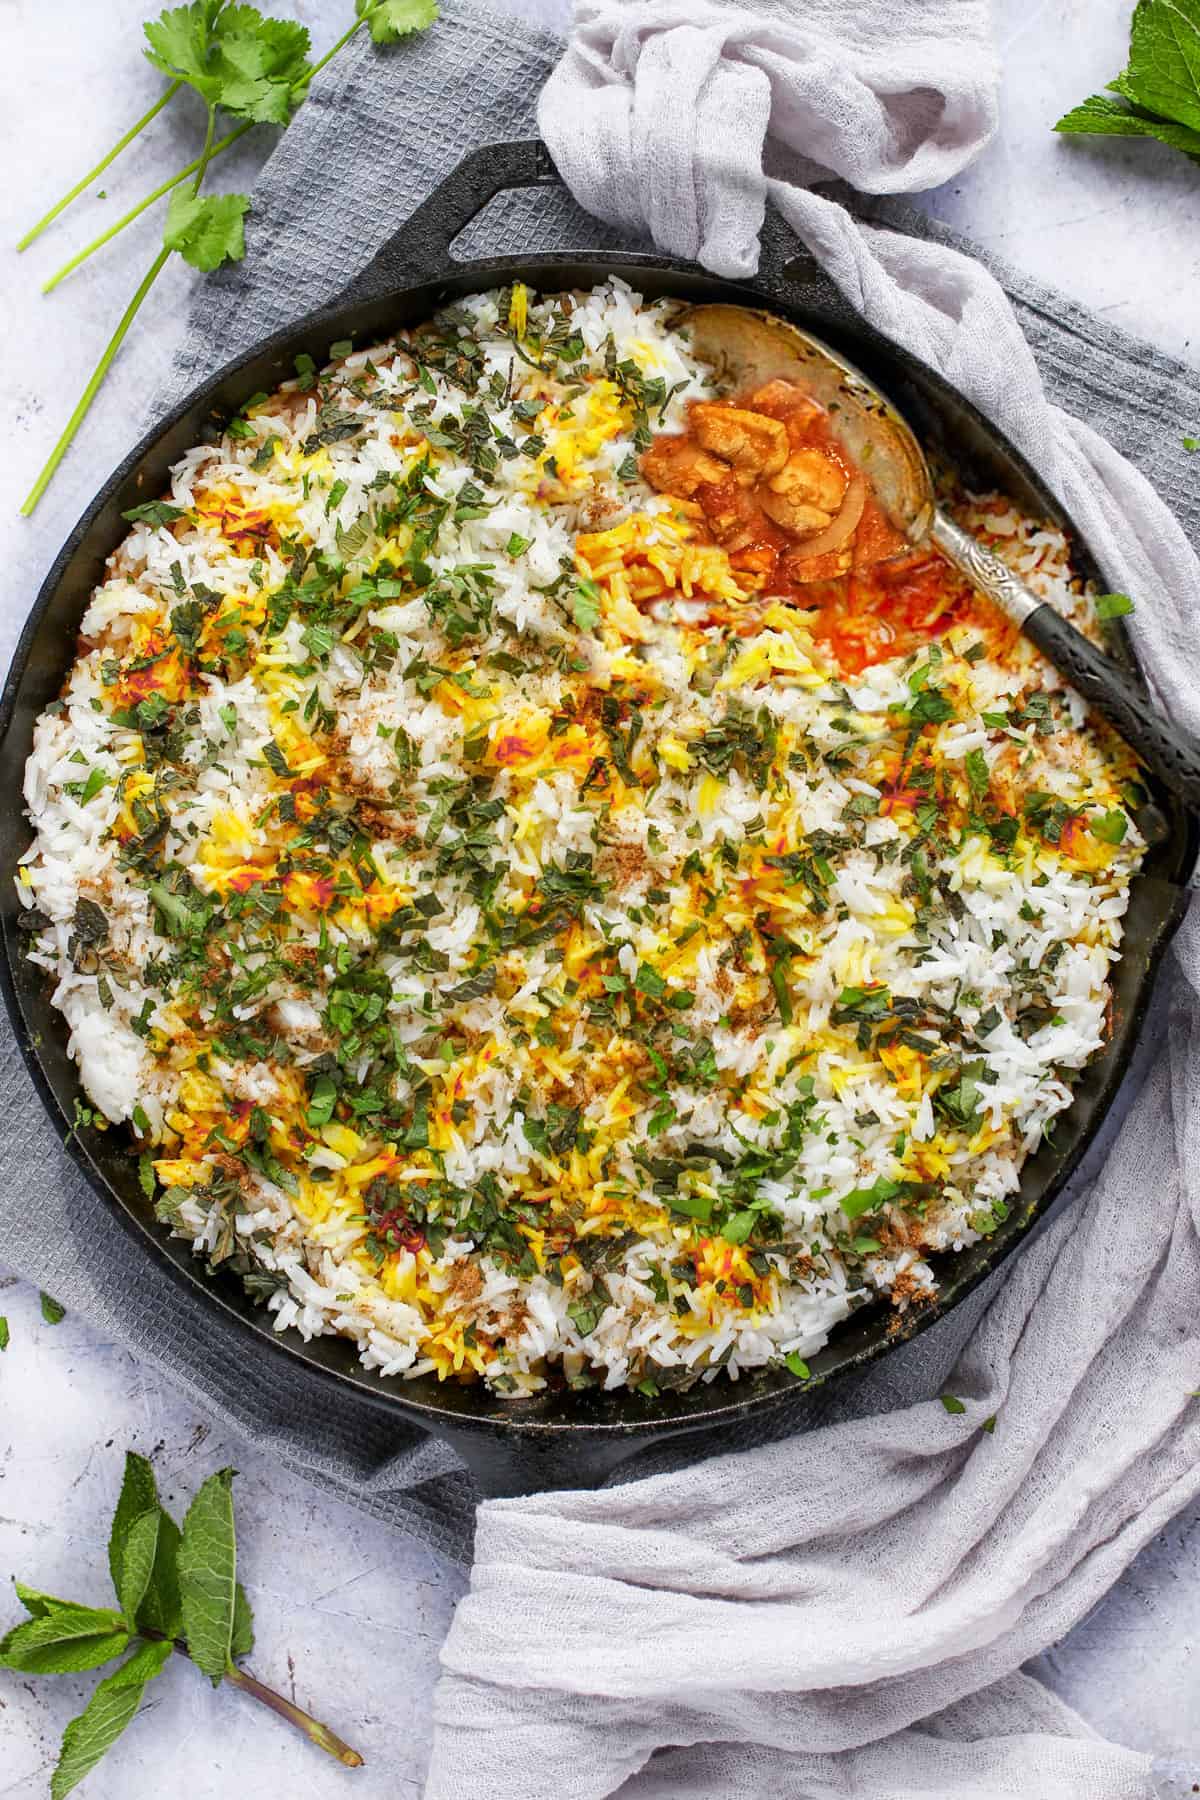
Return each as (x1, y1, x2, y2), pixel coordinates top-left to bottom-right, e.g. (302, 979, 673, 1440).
(423, 4, 1200, 1798)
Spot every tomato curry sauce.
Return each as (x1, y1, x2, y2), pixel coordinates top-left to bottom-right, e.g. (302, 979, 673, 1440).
(640, 377, 976, 675)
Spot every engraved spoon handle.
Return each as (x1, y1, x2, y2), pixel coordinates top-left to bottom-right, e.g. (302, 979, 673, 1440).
(931, 509, 1200, 813)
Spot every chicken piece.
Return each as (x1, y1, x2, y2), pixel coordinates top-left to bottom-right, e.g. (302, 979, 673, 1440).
(689, 403, 788, 485)
(746, 380, 828, 447)
(696, 479, 766, 551)
(759, 449, 847, 536)
(640, 434, 731, 499)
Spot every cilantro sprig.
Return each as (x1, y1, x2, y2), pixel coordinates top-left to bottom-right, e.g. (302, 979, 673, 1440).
(19, 0, 439, 515)
(0, 1453, 363, 1796)
(1056, 0, 1200, 165)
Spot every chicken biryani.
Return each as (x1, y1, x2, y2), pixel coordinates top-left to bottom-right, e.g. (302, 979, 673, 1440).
(19, 279, 1143, 1396)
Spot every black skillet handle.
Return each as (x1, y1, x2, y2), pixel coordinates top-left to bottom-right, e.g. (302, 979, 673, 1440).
(335, 139, 565, 308)
(754, 201, 855, 323)
(337, 135, 843, 316)
(1023, 603, 1200, 812)
(932, 506, 1200, 815)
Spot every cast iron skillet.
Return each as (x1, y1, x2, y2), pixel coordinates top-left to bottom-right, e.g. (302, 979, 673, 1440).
(1, 140, 1195, 1497)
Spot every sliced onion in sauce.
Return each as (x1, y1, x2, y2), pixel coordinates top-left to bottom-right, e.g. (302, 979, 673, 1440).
(789, 468, 866, 560)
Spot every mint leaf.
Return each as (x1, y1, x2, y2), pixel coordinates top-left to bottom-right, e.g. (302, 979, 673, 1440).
(356, 0, 440, 45)
(1121, 0, 1200, 136)
(1056, 90, 1200, 152)
(40, 1293, 66, 1324)
(1054, 4, 1200, 166)
(177, 1467, 238, 1684)
(0, 1317, 7, 1352)
(1091, 807, 1129, 845)
(572, 584, 601, 632)
(164, 190, 250, 273)
(115, 1511, 160, 1627)
(839, 1175, 900, 1221)
(1095, 592, 1135, 620)
(940, 1393, 967, 1415)
(50, 1638, 172, 1800)
(305, 1072, 338, 1129)
(121, 500, 185, 527)
(0, 1605, 128, 1675)
(14, 1582, 78, 1619)
(965, 747, 990, 801)
(108, 1454, 158, 1602)
(634, 962, 665, 1000)
(231, 1581, 255, 1660)
(137, 1510, 184, 1641)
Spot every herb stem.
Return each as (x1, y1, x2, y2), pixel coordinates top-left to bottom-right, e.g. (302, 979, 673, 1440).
(221, 1662, 365, 1768)
(300, 12, 370, 87)
(17, 81, 183, 252)
(42, 120, 250, 295)
(139, 1629, 364, 1766)
(192, 104, 218, 199)
(19, 246, 171, 517)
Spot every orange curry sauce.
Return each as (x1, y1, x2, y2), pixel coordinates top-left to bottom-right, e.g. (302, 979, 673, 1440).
(640, 379, 979, 675)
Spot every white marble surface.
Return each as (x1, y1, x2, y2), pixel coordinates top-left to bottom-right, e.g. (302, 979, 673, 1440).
(1, 0, 1198, 1793)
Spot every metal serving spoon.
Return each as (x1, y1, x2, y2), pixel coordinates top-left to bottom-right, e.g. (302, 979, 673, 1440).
(685, 303, 1200, 814)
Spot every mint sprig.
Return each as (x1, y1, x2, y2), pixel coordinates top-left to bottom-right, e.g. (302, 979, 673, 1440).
(1056, 0, 1200, 166)
(0, 1453, 363, 1796)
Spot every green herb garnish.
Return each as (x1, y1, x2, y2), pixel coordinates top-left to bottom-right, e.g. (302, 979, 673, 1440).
(19, 0, 441, 514)
(1056, 2, 1200, 164)
(0, 1454, 362, 1795)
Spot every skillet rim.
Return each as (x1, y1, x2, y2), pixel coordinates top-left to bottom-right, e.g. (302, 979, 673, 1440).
(2, 241, 1195, 1481)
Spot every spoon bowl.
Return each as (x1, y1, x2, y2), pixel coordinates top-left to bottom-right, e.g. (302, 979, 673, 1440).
(682, 301, 1200, 814)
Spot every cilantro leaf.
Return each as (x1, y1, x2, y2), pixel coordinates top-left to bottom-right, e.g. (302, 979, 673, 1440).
(1095, 591, 1135, 620)
(356, 0, 440, 45)
(142, 1, 222, 90)
(203, 6, 312, 125)
(144, 3, 311, 125)
(164, 189, 250, 272)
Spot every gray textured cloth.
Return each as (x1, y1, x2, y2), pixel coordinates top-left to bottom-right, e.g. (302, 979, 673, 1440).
(0, 7, 1198, 1788)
